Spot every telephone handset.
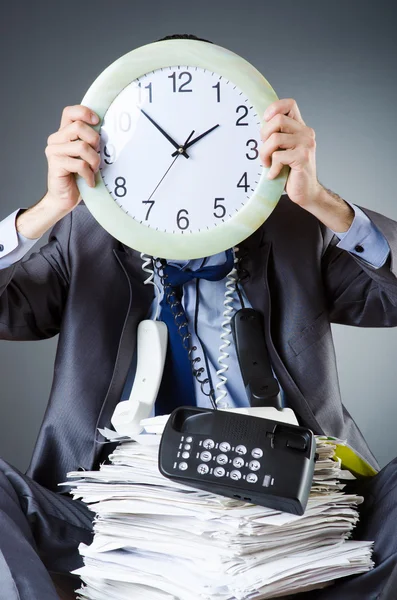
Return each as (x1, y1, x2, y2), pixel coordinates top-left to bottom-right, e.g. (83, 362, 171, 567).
(111, 320, 168, 437)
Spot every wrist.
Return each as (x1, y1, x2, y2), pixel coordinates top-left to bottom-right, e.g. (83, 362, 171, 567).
(16, 193, 72, 239)
(306, 185, 354, 232)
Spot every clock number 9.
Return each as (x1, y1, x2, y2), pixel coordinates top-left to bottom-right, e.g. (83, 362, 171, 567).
(246, 139, 259, 160)
(104, 144, 115, 164)
(213, 198, 226, 219)
(177, 209, 189, 230)
(114, 177, 127, 197)
(236, 105, 249, 126)
(169, 71, 192, 93)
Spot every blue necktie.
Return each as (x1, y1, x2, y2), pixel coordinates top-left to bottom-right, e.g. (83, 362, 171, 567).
(155, 250, 234, 416)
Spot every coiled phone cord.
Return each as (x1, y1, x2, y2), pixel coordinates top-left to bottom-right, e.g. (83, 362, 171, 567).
(139, 252, 248, 410)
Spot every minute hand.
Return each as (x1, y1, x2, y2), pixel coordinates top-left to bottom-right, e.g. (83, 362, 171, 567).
(171, 124, 220, 156)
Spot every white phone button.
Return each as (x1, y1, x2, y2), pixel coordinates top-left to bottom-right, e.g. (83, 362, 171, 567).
(203, 439, 215, 449)
(216, 454, 228, 465)
(247, 473, 258, 483)
(186, 436, 193, 443)
(197, 464, 209, 475)
(200, 451, 212, 462)
(249, 460, 261, 471)
(251, 448, 263, 458)
(178, 462, 188, 471)
(235, 445, 247, 455)
(214, 467, 225, 477)
(232, 456, 245, 468)
(182, 452, 190, 459)
(219, 441, 231, 452)
(230, 470, 242, 481)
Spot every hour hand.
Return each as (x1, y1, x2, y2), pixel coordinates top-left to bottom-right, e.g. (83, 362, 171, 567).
(171, 124, 219, 157)
(140, 108, 189, 159)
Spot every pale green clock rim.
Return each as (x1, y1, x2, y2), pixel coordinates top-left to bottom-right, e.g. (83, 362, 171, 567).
(76, 39, 288, 260)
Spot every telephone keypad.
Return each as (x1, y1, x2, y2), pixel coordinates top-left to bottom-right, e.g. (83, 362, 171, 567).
(174, 435, 267, 485)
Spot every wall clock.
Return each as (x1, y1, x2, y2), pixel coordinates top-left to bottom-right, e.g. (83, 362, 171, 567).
(76, 39, 288, 259)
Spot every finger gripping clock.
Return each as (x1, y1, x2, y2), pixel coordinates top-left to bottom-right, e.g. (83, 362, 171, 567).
(76, 39, 288, 259)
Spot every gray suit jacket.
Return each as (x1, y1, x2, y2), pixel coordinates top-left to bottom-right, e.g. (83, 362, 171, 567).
(1, 195, 397, 491)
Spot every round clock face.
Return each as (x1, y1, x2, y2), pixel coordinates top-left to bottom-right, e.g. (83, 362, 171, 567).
(99, 66, 262, 235)
(77, 40, 287, 259)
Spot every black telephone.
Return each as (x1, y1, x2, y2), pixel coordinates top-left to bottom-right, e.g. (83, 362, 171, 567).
(159, 406, 316, 515)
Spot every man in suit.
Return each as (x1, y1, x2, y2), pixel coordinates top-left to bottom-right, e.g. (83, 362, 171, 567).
(0, 32, 396, 600)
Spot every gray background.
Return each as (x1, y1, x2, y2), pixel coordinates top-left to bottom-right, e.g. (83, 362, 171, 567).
(0, 0, 396, 471)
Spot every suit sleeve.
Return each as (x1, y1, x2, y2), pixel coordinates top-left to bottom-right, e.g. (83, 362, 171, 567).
(321, 206, 397, 327)
(0, 211, 72, 340)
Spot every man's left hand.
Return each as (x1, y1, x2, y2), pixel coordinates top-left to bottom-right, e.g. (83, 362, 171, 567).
(260, 98, 354, 232)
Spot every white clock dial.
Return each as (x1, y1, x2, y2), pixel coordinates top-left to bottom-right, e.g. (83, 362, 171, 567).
(99, 65, 262, 235)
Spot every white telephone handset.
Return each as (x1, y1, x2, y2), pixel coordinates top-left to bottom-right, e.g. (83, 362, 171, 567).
(111, 320, 168, 437)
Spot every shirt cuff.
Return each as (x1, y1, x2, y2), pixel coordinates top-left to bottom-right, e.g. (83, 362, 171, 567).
(0, 209, 41, 269)
(332, 202, 390, 269)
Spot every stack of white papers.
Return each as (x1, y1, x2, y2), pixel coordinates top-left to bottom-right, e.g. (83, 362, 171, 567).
(62, 425, 374, 600)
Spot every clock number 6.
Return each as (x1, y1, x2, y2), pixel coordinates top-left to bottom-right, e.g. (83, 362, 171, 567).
(177, 209, 189, 230)
(213, 198, 226, 219)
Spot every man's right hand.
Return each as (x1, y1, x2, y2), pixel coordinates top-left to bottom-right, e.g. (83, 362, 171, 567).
(45, 105, 101, 212)
(16, 105, 101, 240)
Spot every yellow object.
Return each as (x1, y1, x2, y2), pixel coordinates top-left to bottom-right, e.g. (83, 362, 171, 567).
(334, 444, 378, 478)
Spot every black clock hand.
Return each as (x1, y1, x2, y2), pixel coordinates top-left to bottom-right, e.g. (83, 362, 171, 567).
(171, 124, 220, 157)
(140, 108, 189, 159)
(147, 130, 195, 201)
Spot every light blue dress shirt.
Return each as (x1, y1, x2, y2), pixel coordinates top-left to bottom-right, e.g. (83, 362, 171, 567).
(0, 200, 390, 412)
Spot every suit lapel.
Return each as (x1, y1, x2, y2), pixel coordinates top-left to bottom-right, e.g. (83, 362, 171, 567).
(92, 246, 154, 462)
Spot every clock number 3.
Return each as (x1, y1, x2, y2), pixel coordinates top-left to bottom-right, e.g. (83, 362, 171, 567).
(246, 139, 259, 160)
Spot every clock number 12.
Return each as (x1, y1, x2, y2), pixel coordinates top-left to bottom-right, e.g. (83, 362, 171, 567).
(169, 71, 192, 93)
